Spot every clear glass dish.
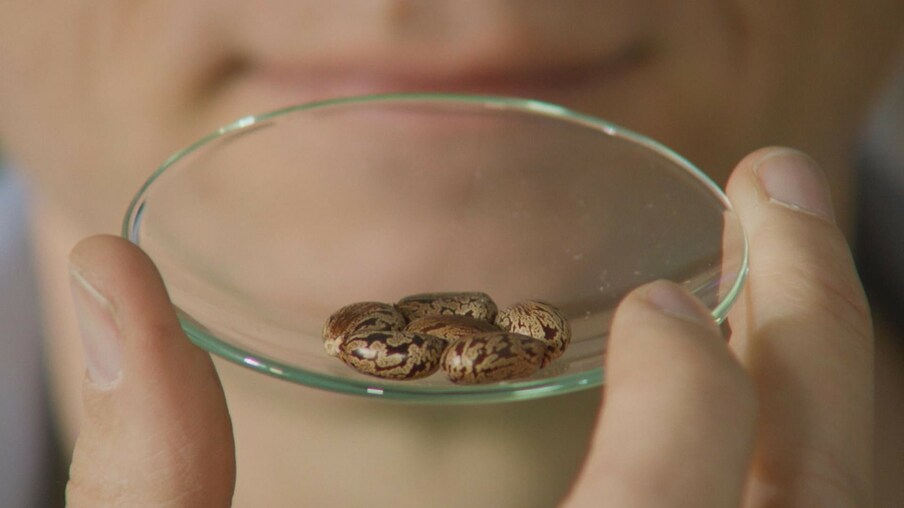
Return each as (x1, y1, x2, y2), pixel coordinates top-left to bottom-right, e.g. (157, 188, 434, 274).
(123, 93, 747, 403)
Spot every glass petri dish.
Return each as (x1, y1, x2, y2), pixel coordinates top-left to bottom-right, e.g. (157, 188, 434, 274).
(123, 93, 747, 403)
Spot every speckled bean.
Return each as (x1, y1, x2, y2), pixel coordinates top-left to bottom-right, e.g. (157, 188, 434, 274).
(322, 301, 406, 357)
(495, 300, 571, 366)
(396, 292, 498, 322)
(404, 315, 500, 344)
(440, 332, 547, 384)
(338, 330, 446, 380)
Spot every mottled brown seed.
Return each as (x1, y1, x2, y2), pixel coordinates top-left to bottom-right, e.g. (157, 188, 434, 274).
(404, 315, 500, 344)
(322, 301, 406, 357)
(396, 292, 498, 322)
(495, 300, 571, 366)
(338, 330, 445, 380)
(441, 332, 547, 384)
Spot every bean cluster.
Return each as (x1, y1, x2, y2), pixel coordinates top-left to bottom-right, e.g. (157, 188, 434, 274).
(321, 292, 571, 384)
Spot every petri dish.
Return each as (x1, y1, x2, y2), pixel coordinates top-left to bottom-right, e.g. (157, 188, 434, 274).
(123, 93, 747, 403)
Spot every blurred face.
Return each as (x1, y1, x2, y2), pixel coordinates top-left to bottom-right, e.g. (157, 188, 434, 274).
(2, 1, 899, 231)
(1, 2, 900, 506)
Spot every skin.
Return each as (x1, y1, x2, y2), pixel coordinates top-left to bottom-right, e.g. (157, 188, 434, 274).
(1, 1, 902, 506)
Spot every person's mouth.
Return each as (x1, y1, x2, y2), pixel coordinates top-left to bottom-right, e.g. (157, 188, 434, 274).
(207, 40, 654, 120)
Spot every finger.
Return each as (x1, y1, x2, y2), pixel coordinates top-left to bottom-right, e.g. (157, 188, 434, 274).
(65, 235, 235, 507)
(564, 280, 757, 508)
(725, 148, 873, 506)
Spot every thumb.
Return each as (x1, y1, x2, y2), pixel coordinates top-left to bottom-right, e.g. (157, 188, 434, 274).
(65, 235, 235, 507)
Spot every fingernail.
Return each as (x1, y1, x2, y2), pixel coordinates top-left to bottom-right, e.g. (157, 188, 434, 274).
(70, 266, 123, 388)
(645, 280, 711, 325)
(754, 149, 835, 223)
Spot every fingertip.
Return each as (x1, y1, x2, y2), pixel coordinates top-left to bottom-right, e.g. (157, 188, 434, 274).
(608, 280, 748, 399)
(69, 234, 131, 264)
(726, 147, 836, 225)
(724, 147, 869, 332)
(68, 235, 164, 291)
(67, 233, 211, 395)
(640, 280, 717, 328)
(68, 235, 184, 338)
(612, 280, 722, 347)
(725, 146, 796, 196)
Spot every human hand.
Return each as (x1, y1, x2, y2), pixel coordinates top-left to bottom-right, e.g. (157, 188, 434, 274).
(64, 147, 872, 507)
(563, 148, 872, 507)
